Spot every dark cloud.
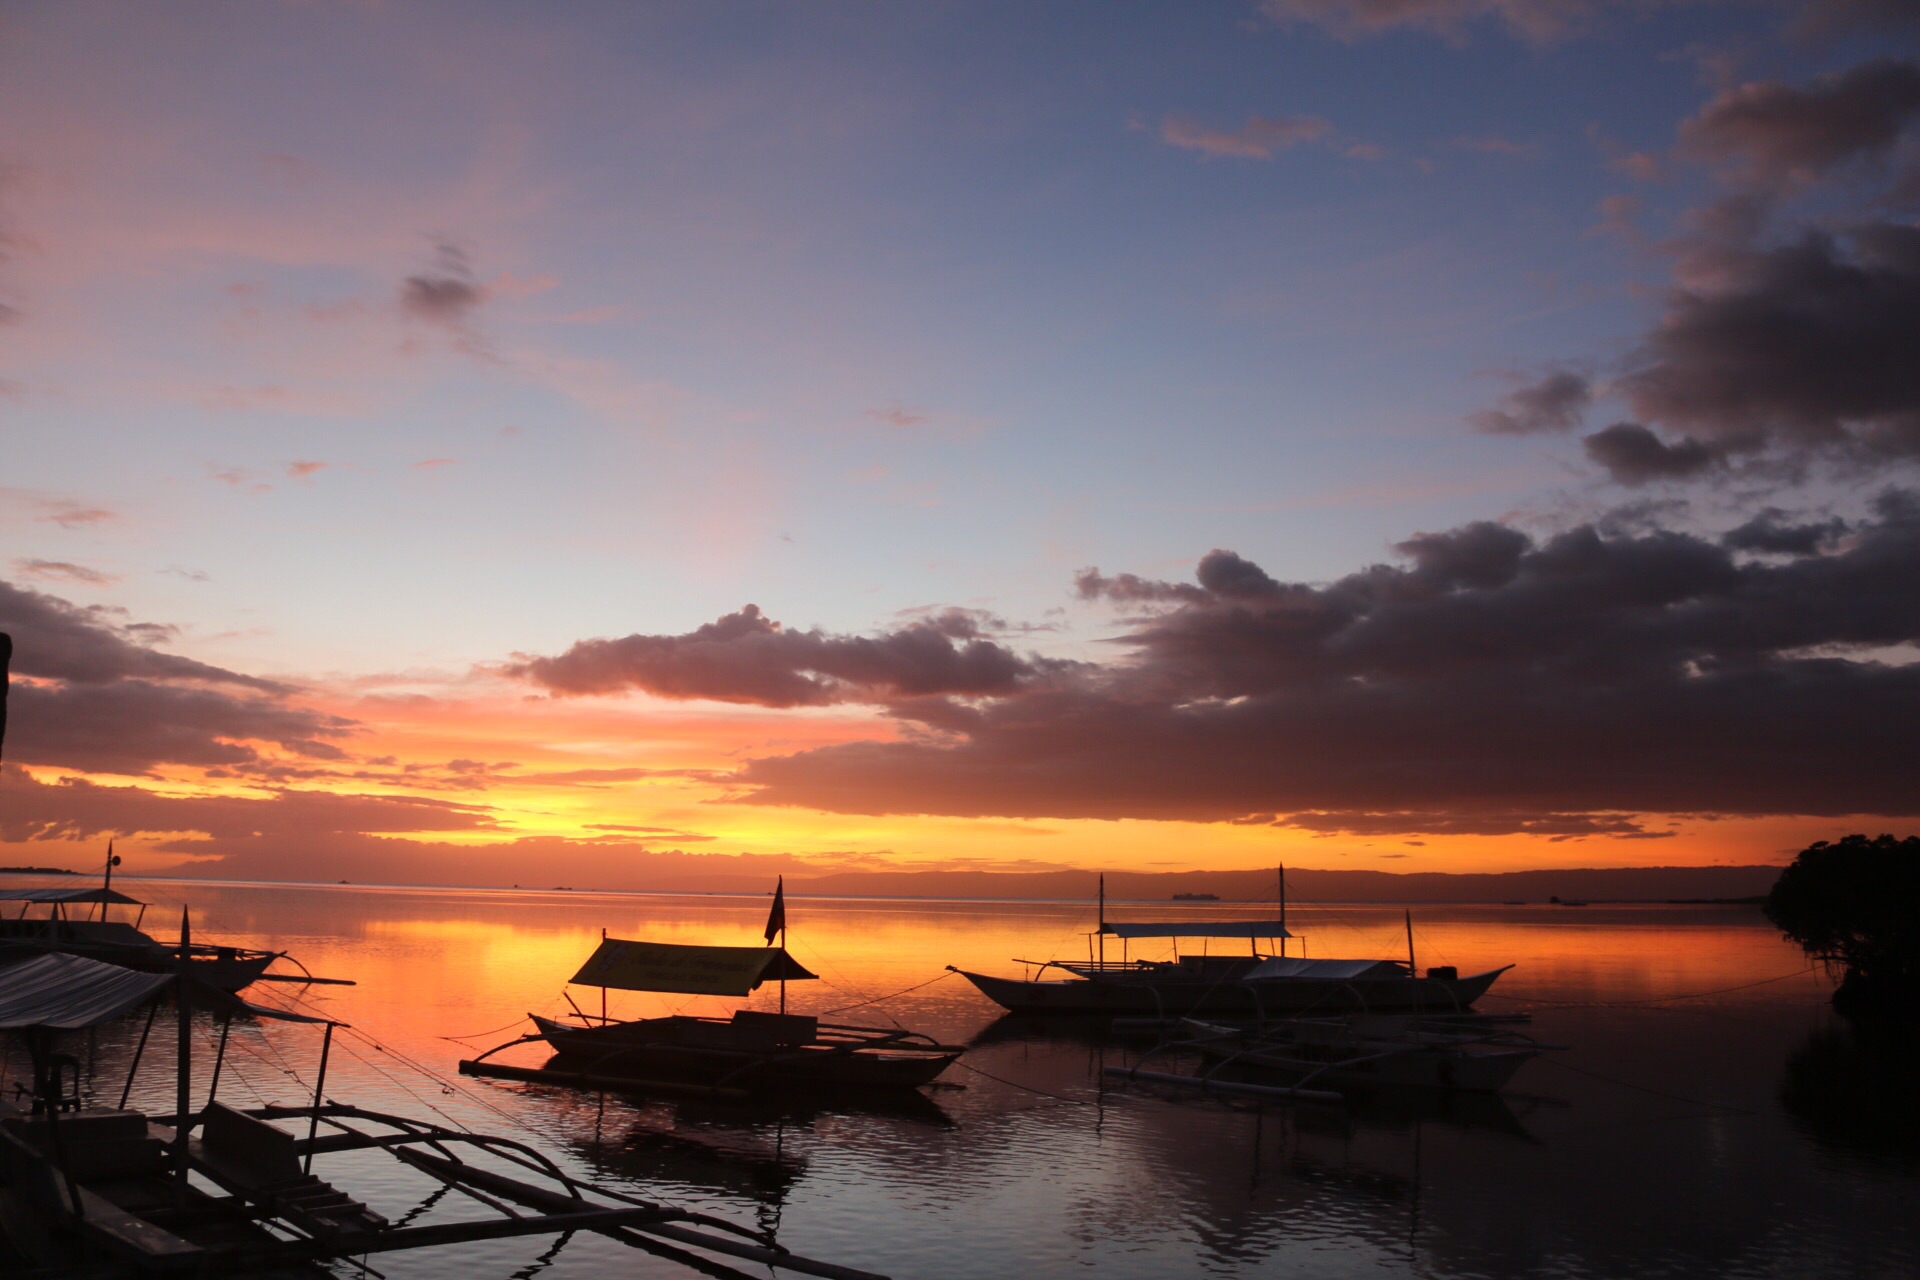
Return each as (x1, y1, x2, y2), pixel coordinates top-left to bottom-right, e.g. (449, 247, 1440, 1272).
(1617, 224, 1920, 461)
(1276, 811, 1669, 839)
(1723, 508, 1851, 555)
(506, 604, 1056, 707)
(0, 579, 354, 775)
(400, 242, 486, 326)
(1582, 422, 1722, 485)
(1681, 59, 1920, 190)
(1469, 370, 1593, 435)
(0, 580, 287, 691)
(1796, 0, 1920, 39)
(734, 501, 1920, 831)
(0, 764, 493, 845)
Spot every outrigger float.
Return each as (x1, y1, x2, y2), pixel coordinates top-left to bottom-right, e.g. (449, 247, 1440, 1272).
(0, 923, 891, 1279)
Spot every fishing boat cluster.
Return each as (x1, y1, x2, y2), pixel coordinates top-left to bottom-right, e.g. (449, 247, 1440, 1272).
(0, 865, 1553, 1278)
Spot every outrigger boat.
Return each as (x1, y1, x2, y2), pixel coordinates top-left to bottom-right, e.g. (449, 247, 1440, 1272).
(952, 874, 1511, 1017)
(0, 854, 337, 994)
(0, 923, 892, 1278)
(462, 879, 961, 1096)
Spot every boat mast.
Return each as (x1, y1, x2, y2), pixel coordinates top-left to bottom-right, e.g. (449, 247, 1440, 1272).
(1098, 873, 1106, 968)
(1404, 908, 1416, 975)
(101, 841, 120, 923)
(1278, 864, 1287, 958)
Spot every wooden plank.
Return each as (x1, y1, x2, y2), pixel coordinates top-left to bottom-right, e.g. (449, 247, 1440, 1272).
(1102, 1064, 1345, 1104)
(402, 1147, 891, 1280)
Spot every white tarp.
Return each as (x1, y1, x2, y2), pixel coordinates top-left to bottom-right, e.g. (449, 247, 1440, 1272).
(0, 952, 172, 1029)
(1101, 921, 1292, 939)
(1243, 957, 1405, 981)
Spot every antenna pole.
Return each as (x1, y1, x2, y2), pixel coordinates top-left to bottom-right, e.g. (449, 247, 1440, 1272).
(1405, 908, 1416, 975)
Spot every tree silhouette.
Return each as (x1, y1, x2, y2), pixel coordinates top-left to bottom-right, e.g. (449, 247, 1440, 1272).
(1765, 834, 1920, 1017)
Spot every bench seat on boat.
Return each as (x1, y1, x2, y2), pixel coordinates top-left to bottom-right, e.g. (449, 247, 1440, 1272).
(186, 1102, 389, 1238)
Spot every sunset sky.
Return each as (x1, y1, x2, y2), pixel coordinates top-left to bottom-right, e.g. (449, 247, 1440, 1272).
(3, 1, 1917, 889)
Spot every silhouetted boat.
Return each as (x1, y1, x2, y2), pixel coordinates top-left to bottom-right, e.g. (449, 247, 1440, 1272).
(463, 880, 961, 1095)
(953, 876, 1510, 1016)
(0, 881, 288, 994)
(0, 943, 889, 1278)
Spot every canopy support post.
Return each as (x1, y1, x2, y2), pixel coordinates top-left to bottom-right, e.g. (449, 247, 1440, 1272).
(305, 1022, 334, 1176)
(120, 999, 160, 1109)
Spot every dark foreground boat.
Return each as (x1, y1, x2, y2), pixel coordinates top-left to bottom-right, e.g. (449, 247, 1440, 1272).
(463, 881, 961, 1096)
(0, 946, 891, 1279)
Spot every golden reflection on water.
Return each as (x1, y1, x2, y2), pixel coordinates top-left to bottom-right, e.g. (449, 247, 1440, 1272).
(11, 878, 1906, 1280)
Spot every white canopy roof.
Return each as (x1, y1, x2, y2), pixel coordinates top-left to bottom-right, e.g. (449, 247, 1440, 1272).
(1243, 957, 1406, 981)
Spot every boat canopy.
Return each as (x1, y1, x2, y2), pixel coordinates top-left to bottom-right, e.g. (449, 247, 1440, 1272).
(3, 886, 145, 906)
(1100, 920, 1292, 940)
(0, 952, 172, 1029)
(569, 938, 818, 997)
(1243, 957, 1405, 981)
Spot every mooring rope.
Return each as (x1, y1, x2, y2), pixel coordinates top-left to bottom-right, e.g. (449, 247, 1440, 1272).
(817, 968, 958, 1016)
(1480, 964, 1821, 1009)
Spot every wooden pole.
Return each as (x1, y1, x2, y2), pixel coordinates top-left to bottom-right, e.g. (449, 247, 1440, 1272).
(207, 1016, 232, 1108)
(1098, 873, 1106, 968)
(119, 999, 160, 1109)
(174, 909, 191, 1206)
(305, 1022, 334, 1176)
(1279, 864, 1287, 958)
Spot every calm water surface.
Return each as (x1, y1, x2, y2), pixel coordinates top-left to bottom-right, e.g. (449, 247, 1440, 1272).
(7, 879, 1917, 1279)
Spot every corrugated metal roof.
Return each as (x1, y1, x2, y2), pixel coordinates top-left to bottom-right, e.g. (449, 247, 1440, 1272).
(1101, 920, 1292, 939)
(0, 952, 172, 1029)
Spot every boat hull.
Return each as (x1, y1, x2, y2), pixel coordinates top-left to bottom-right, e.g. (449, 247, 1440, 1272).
(0, 924, 279, 993)
(529, 1014, 958, 1091)
(955, 965, 1511, 1017)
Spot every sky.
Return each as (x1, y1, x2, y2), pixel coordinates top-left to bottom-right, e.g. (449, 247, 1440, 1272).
(2, 0, 1918, 889)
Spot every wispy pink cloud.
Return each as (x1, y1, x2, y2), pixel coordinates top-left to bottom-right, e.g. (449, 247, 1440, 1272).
(1160, 113, 1337, 159)
(13, 558, 121, 586)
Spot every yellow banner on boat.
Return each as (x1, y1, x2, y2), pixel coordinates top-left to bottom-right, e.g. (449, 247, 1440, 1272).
(568, 938, 818, 996)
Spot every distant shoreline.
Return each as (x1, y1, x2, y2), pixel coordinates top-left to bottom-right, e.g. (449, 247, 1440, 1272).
(0, 866, 81, 876)
(77, 871, 1782, 909)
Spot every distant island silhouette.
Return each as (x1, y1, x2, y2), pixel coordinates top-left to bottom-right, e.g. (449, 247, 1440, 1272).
(0, 866, 81, 876)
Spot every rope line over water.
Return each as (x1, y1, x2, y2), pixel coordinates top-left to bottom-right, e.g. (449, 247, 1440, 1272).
(1482, 964, 1821, 1009)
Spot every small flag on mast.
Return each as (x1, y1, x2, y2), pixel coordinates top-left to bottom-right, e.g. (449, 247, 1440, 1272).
(764, 875, 786, 944)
